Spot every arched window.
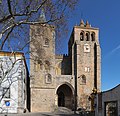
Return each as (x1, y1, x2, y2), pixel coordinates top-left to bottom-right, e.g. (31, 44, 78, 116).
(45, 60, 50, 70)
(34, 59, 43, 71)
(45, 74, 52, 83)
(58, 62, 62, 68)
(45, 38, 49, 46)
(80, 31, 84, 41)
(91, 32, 95, 41)
(38, 60, 43, 70)
(86, 32, 90, 41)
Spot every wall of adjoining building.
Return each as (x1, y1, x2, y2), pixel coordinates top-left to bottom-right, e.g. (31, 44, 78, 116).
(0, 52, 29, 113)
(95, 84, 120, 116)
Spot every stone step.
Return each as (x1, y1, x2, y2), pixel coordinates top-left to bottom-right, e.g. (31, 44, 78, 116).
(54, 107, 73, 114)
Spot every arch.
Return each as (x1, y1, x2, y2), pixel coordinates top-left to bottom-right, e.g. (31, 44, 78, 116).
(55, 62, 62, 75)
(91, 32, 95, 41)
(86, 32, 90, 41)
(58, 62, 62, 68)
(34, 59, 43, 71)
(56, 83, 74, 109)
(58, 91, 65, 107)
(38, 60, 43, 70)
(80, 31, 84, 41)
(44, 60, 50, 70)
(45, 73, 52, 83)
(56, 82, 74, 95)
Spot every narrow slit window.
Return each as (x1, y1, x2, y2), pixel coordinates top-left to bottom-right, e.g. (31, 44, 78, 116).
(45, 38, 49, 46)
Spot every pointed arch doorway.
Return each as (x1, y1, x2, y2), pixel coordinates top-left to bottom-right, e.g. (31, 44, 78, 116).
(56, 84, 74, 109)
(58, 91, 65, 107)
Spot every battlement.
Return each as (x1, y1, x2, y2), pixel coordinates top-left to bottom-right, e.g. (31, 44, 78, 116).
(55, 54, 69, 59)
(63, 54, 69, 57)
(55, 54, 64, 59)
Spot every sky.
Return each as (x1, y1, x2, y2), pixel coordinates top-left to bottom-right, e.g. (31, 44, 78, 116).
(58, 0, 120, 91)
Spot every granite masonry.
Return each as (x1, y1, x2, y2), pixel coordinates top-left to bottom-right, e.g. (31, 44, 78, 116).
(30, 20, 101, 112)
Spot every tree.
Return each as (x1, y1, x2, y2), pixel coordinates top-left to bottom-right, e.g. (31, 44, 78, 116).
(0, 0, 79, 52)
(0, 0, 80, 113)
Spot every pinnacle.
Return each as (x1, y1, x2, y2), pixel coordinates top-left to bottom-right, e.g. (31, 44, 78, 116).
(86, 20, 91, 27)
(39, 8, 46, 23)
(80, 19, 85, 27)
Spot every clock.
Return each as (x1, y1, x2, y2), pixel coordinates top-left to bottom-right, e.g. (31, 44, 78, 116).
(84, 44, 90, 52)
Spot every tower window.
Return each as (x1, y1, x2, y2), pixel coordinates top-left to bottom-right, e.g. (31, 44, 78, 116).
(80, 32, 84, 41)
(45, 38, 49, 46)
(45, 74, 52, 84)
(91, 32, 95, 41)
(34, 59, 43, 71)
(45, 60, 50, 70)
(84, 44, 90, 52)
(38, 60, 43, 70)
(86, 32, 90, 41)
(85, 67, 90, 73)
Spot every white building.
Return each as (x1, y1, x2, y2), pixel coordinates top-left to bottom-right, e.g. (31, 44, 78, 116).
(95, 84, 120, 116)
(0, 51, 29, 113)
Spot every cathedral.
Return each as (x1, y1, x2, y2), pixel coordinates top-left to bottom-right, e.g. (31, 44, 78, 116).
(30, 16, 101, 112)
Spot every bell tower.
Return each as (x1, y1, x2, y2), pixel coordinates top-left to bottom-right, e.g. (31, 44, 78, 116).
(69, 19, 101, 110)
(30, 9, 56, 112)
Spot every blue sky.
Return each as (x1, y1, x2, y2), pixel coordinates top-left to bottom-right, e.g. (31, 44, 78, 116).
(58, 0, 120, 91)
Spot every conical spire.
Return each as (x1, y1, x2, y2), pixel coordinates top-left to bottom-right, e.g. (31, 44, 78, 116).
(86, 20, 90, 27)
(39, 8, 46, 23)
(80, 19, 85, 27)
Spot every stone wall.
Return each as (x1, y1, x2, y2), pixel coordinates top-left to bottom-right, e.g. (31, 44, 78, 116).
(30, 21, 101, 112)
(72, 25, 101, 110)
(95, 84, 120, 116)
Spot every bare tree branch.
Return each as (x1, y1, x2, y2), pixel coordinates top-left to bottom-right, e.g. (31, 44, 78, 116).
(7, 0, 13, 16)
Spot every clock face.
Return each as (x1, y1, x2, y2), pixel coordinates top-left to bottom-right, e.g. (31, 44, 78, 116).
(84, 44, 90, 52)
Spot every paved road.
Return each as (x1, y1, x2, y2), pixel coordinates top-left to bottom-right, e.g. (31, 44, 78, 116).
(0, 107, 80, 116)
(0, 112, 80, 116)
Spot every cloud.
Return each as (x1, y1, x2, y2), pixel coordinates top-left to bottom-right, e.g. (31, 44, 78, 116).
(103, 44, 120, 60)
(111, 44, 120, 54)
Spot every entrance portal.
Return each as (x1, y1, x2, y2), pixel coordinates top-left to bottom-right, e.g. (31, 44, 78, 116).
(57, 84, 73, 109)
(58, 91, 65, 107)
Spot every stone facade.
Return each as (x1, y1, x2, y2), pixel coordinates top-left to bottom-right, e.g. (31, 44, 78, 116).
(95, 84, 120, 116)
(30, 20, 101, 112)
